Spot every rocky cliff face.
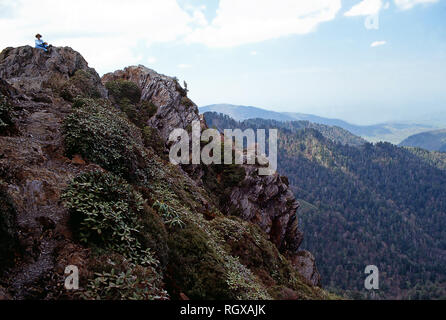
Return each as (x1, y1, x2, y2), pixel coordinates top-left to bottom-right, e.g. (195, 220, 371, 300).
(102, 66, 199, 141)
(0, 46, 327, 300)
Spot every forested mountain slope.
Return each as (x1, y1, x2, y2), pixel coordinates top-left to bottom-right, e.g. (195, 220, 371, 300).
(204, 112, 366, 147)
(205, 113, 446, 299)
(399, 129, 446, 152)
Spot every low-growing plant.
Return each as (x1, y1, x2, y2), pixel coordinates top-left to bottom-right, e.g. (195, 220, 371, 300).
(143, 126, 165, 156)
(153, 200, 185, 229)
(63, 98, 147, 179)
(62, 171, 145, 259)
(106, 79, 158, 128)
(105, 79, 141, 104)
(60, 70, 102, 102)
(82, 252, 168, 300)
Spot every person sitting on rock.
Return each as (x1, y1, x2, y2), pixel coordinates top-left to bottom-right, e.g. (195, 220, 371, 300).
(35, 34, 51, 52)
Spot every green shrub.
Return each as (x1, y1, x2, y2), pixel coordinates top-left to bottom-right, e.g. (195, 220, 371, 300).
(60, 70, 102, 102)
(82, 252, 168, 300)
(138, 203, 169, 268)
(105, 79, 157, 128)
(202, 162, 246, 214)
(141, 101, 158, 118)
(166, 223, 233, 300)
(143, 126, 165, 156)
(152, 200, 184, 229)
(63, 98, 147, 179)
(209, 216, 324, 299)
(62, 171, 168, 265)
(105, 79, 141, 104)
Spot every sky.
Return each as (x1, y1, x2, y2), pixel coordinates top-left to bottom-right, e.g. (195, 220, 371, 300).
(0, 0, 445, 124)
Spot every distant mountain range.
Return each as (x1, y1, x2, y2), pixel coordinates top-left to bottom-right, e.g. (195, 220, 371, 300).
(399, 129, 446, 152)
(200, 104, 437, 145)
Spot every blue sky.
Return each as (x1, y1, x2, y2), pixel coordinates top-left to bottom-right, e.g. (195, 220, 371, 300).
(0, 0, 445, 124)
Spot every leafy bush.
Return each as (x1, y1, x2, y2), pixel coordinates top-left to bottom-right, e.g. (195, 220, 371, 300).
(143, 126, 165, 156)
(62, 171, 167, 264)
(210, 216, 309, 297)
(60, 70, 102, 102)
(166, 223, 233, 300)
(82, 252, 168, 300)
(152, 200, 184, 229)
(105, 80, 157, 128)
(63, 171, 143, 257)
(105, 79, 141, 104)
(63, 98, 147, 179)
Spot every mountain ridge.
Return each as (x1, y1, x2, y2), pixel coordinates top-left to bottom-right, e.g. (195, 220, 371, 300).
(399, 129, 446, 152)
(0, 45, 333, 300)
(200, 104, 436, 144)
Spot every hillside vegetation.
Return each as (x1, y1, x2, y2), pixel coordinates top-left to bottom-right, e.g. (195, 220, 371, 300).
(206, 113, 446, 299)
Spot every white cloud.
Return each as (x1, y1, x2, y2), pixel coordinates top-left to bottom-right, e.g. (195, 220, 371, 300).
(250, 51, 258, 56)
(344, 0, 383, 16)
(147, 57, 157, 64)
(0, 0, 194, 74)
(185, 0, 342, 47)
(394, 0, 439, 10)
(178, 63, 192, 69)
(371, 40, 387, 47)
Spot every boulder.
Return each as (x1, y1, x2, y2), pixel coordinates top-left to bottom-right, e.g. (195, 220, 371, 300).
(289, 250, 321, 287)
(0, 46, 106, 97)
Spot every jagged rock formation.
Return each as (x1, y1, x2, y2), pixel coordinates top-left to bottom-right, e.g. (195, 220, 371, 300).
(228, 166, 302, 252)
(0, 46, 329, 300)
(102, 66, 199, 140)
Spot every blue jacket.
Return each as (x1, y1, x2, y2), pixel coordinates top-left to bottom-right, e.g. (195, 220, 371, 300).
(35, 39, 48, 51)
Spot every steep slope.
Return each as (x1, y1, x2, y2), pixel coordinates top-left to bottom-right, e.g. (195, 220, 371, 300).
(399, 129, 446, 152)
(0, 46, 331, 300)
(206, 113, 446, 300)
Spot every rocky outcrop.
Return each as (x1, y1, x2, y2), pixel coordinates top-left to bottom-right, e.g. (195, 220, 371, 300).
(0, 46, 106, 98)
(0, 50, 97, 298)
(102, 66, 199, 140)
(0, 45, 323, 298)
(289, 250, 321, 287)
(228, 165, 303, 253)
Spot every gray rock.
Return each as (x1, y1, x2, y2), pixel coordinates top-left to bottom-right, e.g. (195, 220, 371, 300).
(102, 65, 200, 141)
(289, 250, 322, 287)
(0, 46, 106, 97)
(228, 165, 303, 252)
